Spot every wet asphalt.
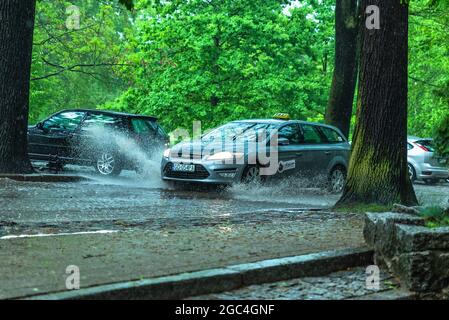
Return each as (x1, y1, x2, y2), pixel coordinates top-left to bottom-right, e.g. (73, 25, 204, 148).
(0, 164, 448, 237)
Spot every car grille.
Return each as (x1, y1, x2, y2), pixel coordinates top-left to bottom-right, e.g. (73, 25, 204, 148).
(163, 163, 210, 180)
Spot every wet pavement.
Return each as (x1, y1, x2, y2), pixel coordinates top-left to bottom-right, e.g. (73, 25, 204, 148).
(0, 164, 446, 299)
(0, 164, 448, 238)
(0, 166, 341, 237)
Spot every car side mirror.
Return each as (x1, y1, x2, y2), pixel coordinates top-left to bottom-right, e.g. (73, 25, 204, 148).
(278, 137, 290, 146)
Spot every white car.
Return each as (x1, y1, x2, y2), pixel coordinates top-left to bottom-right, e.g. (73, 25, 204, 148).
(407, 136, 449, 184)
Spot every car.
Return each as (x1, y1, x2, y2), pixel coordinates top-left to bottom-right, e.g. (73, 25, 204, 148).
(28, 109, 169, 176)
(407, 136, 449, 184)
(161, 117, 350, 193)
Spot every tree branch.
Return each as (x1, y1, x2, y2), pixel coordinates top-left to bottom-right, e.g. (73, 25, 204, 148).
(409, 75, 445, 89)
(31, 58, 135, 81)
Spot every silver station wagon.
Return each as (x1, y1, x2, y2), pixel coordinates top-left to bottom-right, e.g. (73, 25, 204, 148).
(407, 136, 449, 184)
(161, 117, 351, 193)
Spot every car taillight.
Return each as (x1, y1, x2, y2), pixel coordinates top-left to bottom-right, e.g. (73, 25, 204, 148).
(417, 144, 430, 152)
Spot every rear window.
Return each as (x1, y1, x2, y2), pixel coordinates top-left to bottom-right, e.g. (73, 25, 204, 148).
(320, 127, 345, 143)
(416, 140, 435, 152)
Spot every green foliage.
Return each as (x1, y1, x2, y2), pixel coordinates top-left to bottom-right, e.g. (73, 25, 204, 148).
(408, 0, 449, 138)
(419, 206, 449, 227)
(434, 113, 449, 158)
(118, 0, 134, 10)
(30, 0, 133, 124)
(29, 0, 448, 139)
(104, 0, 335, 132)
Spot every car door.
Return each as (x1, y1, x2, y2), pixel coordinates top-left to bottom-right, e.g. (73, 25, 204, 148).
(275, 123, 306, 179)
(130, 118, 160, 152)
(28, 111, 85, 160)
(77, 113, 125, 161)
(298, 123, 329, 176)
(317, 125, 349, 173)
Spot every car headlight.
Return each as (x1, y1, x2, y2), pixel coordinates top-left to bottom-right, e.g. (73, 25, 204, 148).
(204, 152, 244, 161)
(163, 148, 171, 158)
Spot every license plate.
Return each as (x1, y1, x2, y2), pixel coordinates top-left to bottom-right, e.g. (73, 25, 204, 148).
(172, 163, 195, 172)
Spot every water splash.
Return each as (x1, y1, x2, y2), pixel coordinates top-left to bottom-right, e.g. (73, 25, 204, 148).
(227, 174, 337, 206)
(83, 126, 167, 189)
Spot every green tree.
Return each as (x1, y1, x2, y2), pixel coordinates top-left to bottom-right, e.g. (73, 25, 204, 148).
(0, 0, 36, 174)
(30, 0, 133, 124)
(408, 0, 449, 137)
(107, 0, 335, 132)
(336, 0, 418, 207)
(324, 0, 359, 139)
(0, 0, 133, 174)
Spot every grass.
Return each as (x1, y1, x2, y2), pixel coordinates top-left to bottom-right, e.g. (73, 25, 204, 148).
(418, 206, 449, 228)
(334, 203, 392, 214)
(334, 202, 449, 228)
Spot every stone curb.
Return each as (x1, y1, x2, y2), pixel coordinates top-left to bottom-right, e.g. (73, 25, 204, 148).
(0, 174, 91, 183)
(23, 247, 373, 300)
(364, 212, 449, 292)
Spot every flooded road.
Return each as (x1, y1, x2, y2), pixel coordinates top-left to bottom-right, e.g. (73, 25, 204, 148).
(0, 166, 448, 237)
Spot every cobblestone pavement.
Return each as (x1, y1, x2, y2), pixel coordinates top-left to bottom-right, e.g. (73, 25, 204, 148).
(189, 267, 400, 300)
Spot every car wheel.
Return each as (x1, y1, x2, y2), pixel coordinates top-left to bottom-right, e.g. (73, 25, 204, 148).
(95, 151, 122, 176)
(408, 163, 416, 183)
(242, 165, 263, 184)
(328, 166, 346, 194)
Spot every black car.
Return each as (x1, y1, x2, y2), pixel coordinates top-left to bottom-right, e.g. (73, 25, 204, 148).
(28, 109, 169, 176)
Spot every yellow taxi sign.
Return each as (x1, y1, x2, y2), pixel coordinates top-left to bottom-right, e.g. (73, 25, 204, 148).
(273, 113, 290, 120)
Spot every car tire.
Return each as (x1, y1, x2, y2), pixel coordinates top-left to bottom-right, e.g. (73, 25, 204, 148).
(94, 151, 122, 177)
(327, 166, 346, 194)
(408, 163, 416, 183)
(242, 165, 264, 184)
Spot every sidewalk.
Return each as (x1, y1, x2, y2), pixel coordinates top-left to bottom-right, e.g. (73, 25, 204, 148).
(0, 211, 365, 299)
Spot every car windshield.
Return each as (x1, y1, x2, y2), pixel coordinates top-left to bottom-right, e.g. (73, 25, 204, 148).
(202, 122, 277, 143)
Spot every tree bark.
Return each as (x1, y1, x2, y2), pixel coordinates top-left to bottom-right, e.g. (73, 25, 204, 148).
(325, 0, 359, 139)
(336, 0, 418, 207)
(0, 0, 36, 173)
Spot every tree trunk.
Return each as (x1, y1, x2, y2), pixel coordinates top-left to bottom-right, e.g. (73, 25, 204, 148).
(0, 0, 36, 173)
(325, 0, 359, 139)
(336, 0, 418, 207)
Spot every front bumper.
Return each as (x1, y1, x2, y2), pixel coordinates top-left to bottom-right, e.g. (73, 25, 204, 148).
(161, 158, 246, 184)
